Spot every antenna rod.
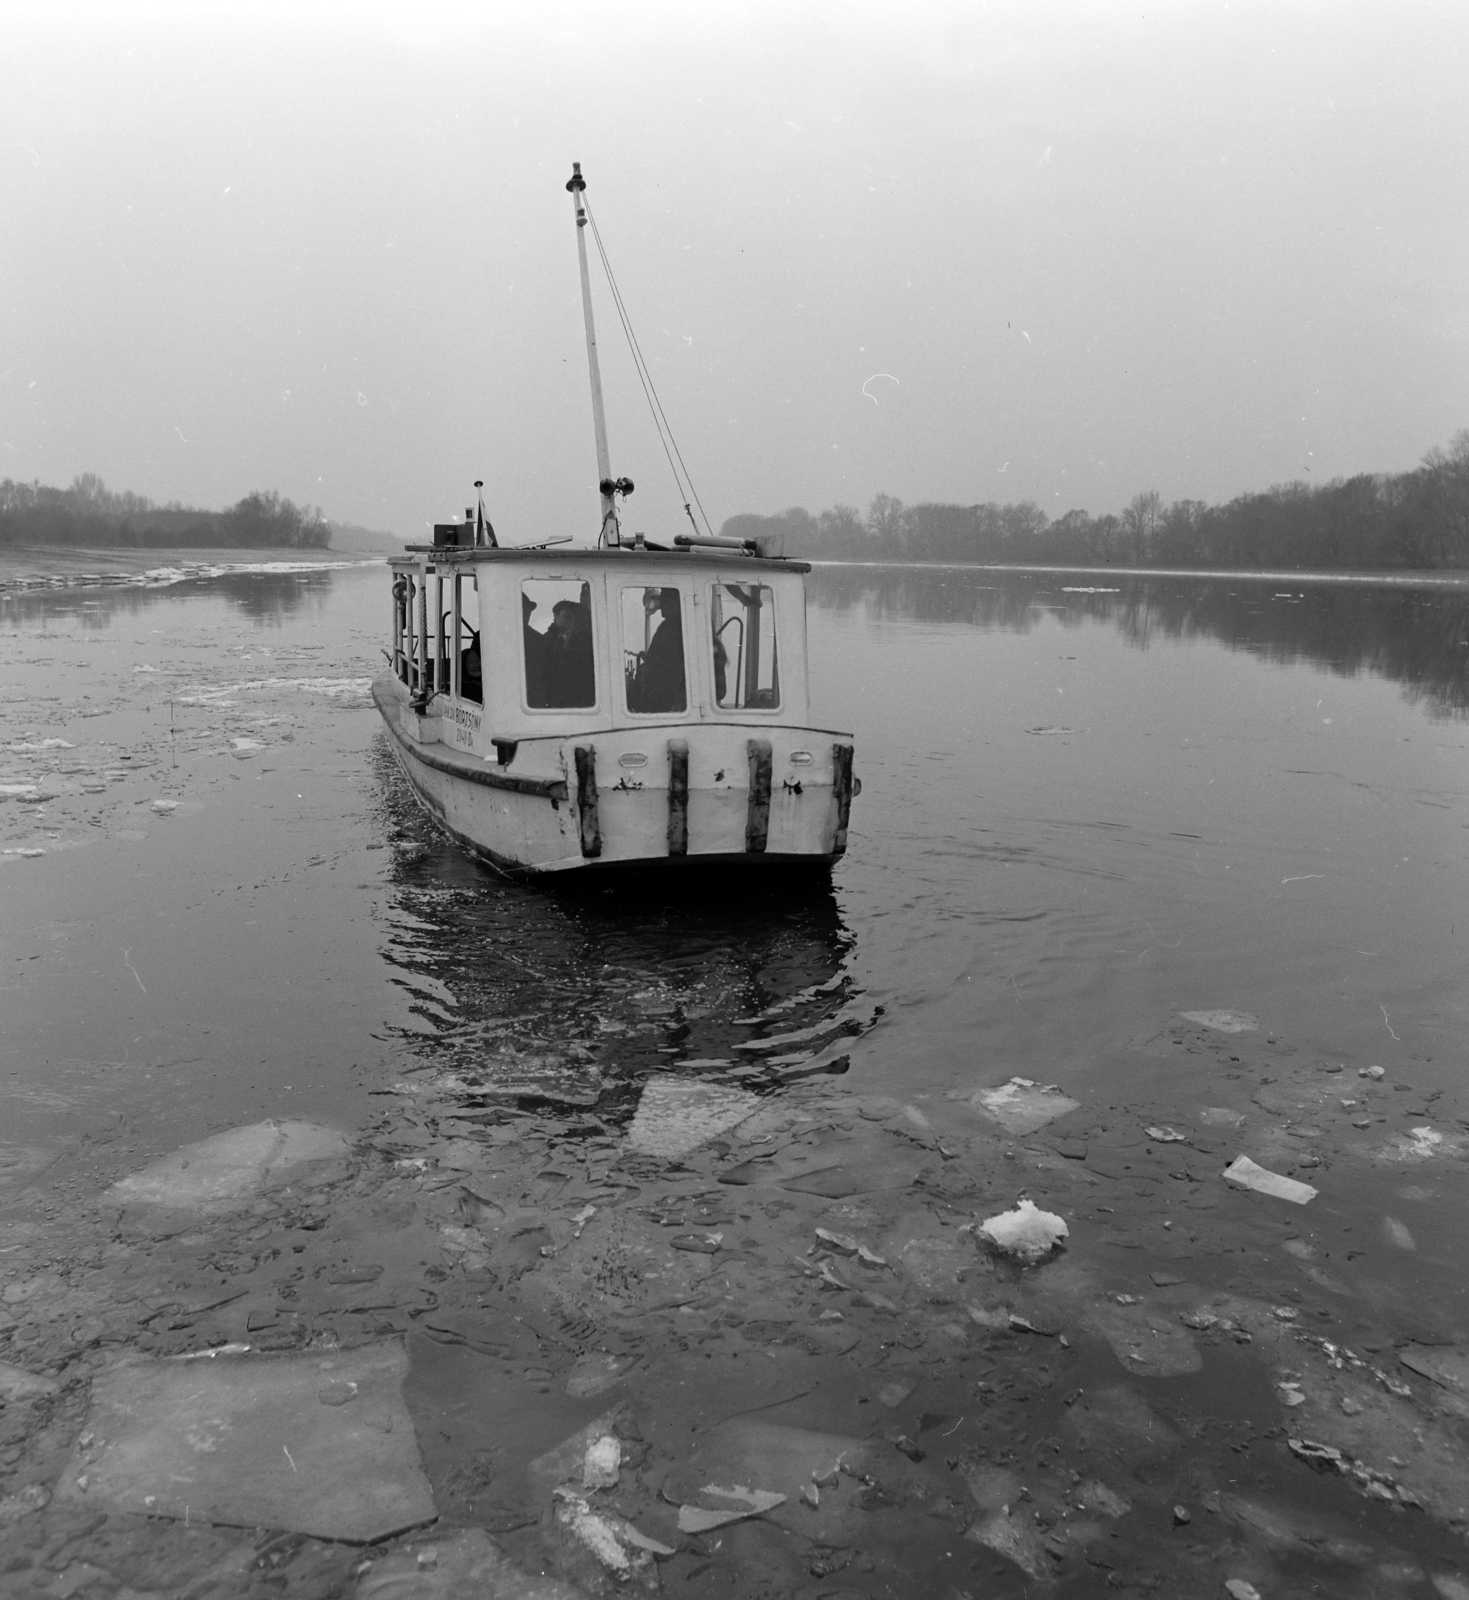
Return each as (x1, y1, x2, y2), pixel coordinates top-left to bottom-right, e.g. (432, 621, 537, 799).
(567, 162, 618, 545)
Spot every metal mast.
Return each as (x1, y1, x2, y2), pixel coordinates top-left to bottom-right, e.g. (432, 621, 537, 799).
(566, 163, 621, 546)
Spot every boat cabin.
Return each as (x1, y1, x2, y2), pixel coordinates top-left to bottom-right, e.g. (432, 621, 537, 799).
(377, 540, 855, 872)
(389, 545, 808, 752)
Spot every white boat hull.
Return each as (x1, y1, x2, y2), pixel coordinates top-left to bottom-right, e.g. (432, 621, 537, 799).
(373, 674, 854, 875)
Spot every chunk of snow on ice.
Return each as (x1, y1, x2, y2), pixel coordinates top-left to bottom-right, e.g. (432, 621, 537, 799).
(582, 1435, 621, 1490)
(1376, 1125, 1461, 1163)
(977, 1199, 1068, 1263)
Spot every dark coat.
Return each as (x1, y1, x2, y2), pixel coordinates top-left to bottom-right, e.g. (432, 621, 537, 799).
(632, 613, 686, 713)
(541, 626, 595, 707)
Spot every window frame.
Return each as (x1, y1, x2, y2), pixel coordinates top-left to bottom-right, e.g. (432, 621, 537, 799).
(709, 579, 781, 714)
(518, 575, 601, 714)
(618, 581, 691, 718)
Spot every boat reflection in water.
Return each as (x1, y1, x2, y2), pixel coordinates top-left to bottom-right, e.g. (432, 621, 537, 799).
(371, 740, 873, 1127)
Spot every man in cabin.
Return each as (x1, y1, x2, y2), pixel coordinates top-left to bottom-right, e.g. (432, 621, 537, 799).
(522, 591, 546, 705)
(460, 629, 482, 702)
(542, 595, 595, 707)
(630, 587, 686, 713)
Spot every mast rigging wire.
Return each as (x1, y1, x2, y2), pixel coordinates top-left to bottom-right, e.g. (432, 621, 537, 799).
(582, 197, 715, 540)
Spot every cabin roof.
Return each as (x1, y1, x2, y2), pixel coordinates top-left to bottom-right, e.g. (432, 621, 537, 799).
(391, 545, 810, 577)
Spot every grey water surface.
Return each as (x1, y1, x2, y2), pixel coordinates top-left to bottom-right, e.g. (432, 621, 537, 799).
(3, 557, 1469, 1597)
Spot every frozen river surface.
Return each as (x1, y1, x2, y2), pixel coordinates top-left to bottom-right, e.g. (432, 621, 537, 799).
(2, 553, 1468, 1598)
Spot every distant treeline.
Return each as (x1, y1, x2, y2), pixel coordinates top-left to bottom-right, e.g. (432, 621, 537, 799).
(722, 431, 1469, 572)
(0, 474, 332, 550)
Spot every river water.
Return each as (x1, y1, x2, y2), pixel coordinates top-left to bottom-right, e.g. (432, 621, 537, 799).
(2, 554, 1468, 1597)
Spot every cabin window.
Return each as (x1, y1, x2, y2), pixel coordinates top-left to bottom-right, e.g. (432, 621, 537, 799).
(456, 574, 481, 704)
(710, 583, 779, 710)
(521, 579, 596, 709)
(621, 585, 687, 714)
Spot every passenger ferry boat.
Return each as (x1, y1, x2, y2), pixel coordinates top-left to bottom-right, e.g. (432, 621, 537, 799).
(371, 166, 858, 875)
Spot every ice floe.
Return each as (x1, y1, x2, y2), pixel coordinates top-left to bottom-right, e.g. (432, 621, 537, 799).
(625, 1078, 759, 1160)
(106, 1119, 349, 1211)
(57, 1340, 433, 1542)
(972, 1077, 1080, 1135)
(1223, 1155, 1317, 1204)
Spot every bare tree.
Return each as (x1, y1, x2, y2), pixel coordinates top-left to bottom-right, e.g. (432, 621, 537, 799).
(1121, 490, 1163, 562)
(1421, 430, 1469, 565)
(866, 492, 905, 550)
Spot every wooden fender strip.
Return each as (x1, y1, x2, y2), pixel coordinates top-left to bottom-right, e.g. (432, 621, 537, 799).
(831, 742, 855, 858)
(666, 739, 689, 856)
(745, 738, 773, 854)
(373, 679, 568, 800)
(574, 745, 602, 858)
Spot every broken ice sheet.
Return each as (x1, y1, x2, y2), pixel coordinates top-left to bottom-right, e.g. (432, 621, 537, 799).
(666, 1419, 862, 1533)
(106, 1119, 348, 1211)
(1382, 1216, 1416, 1251)
(875, 1376, 918, 1408)
(476, 1051, 604, 1108)
(965, 1506, 1050, 1581)
(814, 1227, 888, 1268)
(57, 1341, 432, 1542)
(977, 1198, 1068, 1264)
(1178, 1009, 1259, 1033)
(553, 1492, 667, 1585)
(1085, 1301, 1202, 1377)
(1376, 1125, 1463, 1162)
(427, 1138, 497, 1173)
(971, 1077, 1080, 1135)
(0, 1362, 59, 1401)
(0, 1146, 54, 1194)
(566, 1352, 640, 1398)
(1222, 1155, 1317, 1205)
(1398, 1346, 1469, 1397)
(677, 1485, 786, 1533)
(1074, 1479, 1132, 1518)
(625, 1078, 759, 1160)
(528, 1407, 631, 1505)
(356, 1528, 586, 1599)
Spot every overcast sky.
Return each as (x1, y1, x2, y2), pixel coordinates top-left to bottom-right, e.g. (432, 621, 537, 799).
(3, 1, 1465, 543)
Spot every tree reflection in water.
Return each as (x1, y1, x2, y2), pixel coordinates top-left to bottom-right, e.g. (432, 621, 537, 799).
(810, 565, 1469, 717)
(0, 567, 334, 629)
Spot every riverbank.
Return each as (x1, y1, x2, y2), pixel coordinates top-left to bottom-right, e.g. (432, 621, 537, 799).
(0, 546, 384, 600)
